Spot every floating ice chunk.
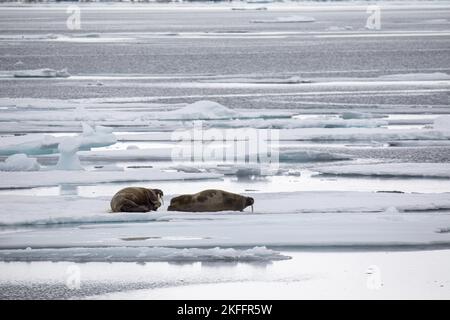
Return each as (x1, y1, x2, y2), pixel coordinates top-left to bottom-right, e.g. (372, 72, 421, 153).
(251, 16, 315, 23)
(55, 68, 70, 77)
(384, 206, 400, 214)
(0, 153, 40, 171)
(0, 123, 116, 156)
(55, 138, 84, 171)
(159, 100, 240, 120)
(0, 246, 290, 262)
(13, 68, 71, 78)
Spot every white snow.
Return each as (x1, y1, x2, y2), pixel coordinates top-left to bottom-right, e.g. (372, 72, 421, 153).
(0, 246, 289, 262)
(315, 163, 450, 178)
(13, 68, 71, 78)
(0, 154, 40, 171)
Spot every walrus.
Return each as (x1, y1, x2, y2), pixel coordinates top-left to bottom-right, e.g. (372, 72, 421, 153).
(167, 189, 254, 212)
(110, 187, 163, 213)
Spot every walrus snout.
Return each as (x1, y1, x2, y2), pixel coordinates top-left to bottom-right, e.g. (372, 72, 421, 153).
(152, 188, 164, 205)
(245, 197, 254, 212)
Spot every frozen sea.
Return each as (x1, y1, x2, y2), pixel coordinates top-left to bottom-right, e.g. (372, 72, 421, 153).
(0, 1, 449, 299)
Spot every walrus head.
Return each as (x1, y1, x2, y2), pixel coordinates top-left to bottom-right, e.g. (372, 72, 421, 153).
(245, 197, 254, 212)
(151, 189, 164, 205)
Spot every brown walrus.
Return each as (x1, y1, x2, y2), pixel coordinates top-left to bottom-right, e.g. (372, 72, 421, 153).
(110, 187, 163, 213)
(167, 189, 254, 212)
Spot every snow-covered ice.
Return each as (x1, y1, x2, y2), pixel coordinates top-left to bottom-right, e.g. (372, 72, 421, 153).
(0, 154, 40, 172)
(0, 169, 223, 189)
(1, 191, 449, 226)
(13, 68, 70, 78)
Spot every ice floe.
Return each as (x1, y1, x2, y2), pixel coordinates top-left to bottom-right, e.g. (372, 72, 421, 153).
(1, 191, 449, 226)
(0, 123, 116, 156)
(0, 169, 222, 189)
(55, 138, 84, 171)
(0, 154, 40, 172)
(315, 163, 450, 178)
(154, 100, 240, 120)
(13, 68, 70, 78)
(0, 246, 289, 262)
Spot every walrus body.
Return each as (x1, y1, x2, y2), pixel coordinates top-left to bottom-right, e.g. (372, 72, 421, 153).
(168, 189, 254, 212)
(110, 187, 163, 213)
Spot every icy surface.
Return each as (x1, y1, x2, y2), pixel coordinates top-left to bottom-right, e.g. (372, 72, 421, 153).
(55, 138, 84, 171)
(13, 68, 71, 78)
(1, 191, 449, 226)
(0, 170, 223, 189)
(0, 123, 117, 156)
(316, 163, 450, 178)
(0, 154, 40, 172)
(0, 246, 289, 262)
(156, 100, 240, 120)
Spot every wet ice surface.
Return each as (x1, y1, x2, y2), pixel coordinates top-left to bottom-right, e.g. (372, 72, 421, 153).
(1, 250, 449, 300)
(1, 1, 450, 299)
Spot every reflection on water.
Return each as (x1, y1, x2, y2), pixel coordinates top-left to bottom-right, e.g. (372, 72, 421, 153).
(1, 250, 449, 299)
(0, 170, 449, 197)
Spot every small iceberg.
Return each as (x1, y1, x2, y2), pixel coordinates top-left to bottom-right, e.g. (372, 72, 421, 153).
(13, 68, 71, 78)
(158, 100, 240, 120)
(0, 153, 40, 171)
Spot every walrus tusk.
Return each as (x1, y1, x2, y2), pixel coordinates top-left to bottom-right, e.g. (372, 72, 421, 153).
(158, 194, 164, 205)
(251, 205, 254, 213)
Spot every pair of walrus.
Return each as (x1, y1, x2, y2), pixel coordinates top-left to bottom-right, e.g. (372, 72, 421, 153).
(110, 187, 254, 213)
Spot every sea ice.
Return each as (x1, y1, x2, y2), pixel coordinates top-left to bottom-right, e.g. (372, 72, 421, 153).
(0, 154, 40, 172)
(13, 68, 71, 78)
(0, 246, 289, 263)
(55, 138, 84, 171)
(155, 100, 240, 120)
